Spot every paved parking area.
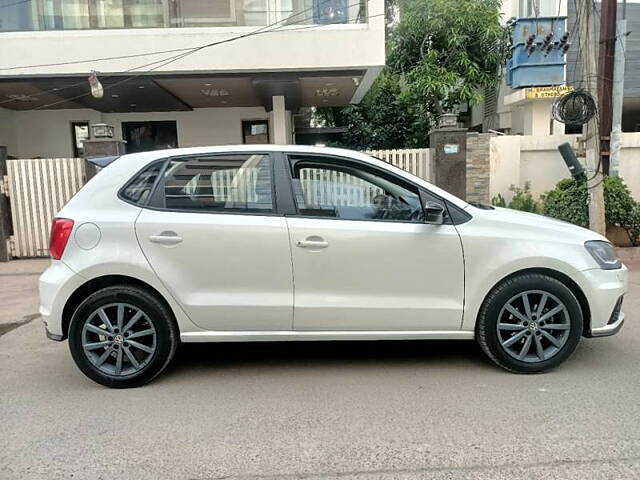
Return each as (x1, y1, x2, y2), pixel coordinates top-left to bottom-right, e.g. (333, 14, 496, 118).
(1, 259, 639, 479)
(0, 259, 49, 336)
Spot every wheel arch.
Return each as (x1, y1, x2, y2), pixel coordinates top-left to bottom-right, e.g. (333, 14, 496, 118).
(61, 274, 178, 340)
(477, 267, 591, 337)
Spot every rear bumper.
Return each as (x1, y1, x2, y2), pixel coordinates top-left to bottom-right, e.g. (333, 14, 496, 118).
(39, 260, 85, 340)
(45, 329, 64, 341)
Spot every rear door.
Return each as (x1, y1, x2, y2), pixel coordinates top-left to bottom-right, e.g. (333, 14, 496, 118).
(134, 152, 293, 331)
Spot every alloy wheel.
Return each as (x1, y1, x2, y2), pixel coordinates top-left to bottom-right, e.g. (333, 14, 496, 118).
(81, 303, 157, 376)
(497, 290, 571, 363)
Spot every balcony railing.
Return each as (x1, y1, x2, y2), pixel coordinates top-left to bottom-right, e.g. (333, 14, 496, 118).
(0, 0, 367, 32)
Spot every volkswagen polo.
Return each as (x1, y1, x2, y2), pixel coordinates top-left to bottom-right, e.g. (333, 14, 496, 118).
(39, 145, 628, 387)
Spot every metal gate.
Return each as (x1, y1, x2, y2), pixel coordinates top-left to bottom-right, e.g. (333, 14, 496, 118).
(4, 158, 86, 258)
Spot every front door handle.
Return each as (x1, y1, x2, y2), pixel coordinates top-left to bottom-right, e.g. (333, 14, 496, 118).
(149, 231, 183, 245)
(296, 236, 329, 250)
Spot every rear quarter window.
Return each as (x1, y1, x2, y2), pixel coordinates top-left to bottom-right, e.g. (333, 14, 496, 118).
(120, 162, 162, 206)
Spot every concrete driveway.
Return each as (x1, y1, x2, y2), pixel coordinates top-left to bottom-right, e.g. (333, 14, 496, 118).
(1, 260, 639, 479)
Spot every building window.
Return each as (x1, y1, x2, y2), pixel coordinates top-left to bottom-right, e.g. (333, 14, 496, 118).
(122, 121, 178, 154)
(242, 120, 269, 144)
(71, 122, 90, 158)
(40, 0, 165, 30)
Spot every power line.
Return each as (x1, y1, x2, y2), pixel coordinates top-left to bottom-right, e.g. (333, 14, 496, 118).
(0, 1, 376, 108)
(0, 3, 331, 105)
(25, 13, 384, 111)
(0, 0, 361, 72)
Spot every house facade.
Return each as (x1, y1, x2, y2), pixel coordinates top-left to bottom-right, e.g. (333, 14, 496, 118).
(0, 0, 384, 158)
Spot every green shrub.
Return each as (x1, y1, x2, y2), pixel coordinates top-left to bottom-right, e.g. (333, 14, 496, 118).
(628, 205, 640, 246)
(491, 182, 540, 213)
(542, 176, 640, 245)
(491, 193, 507, 208)
(604, 176, 640, 246)
(509, 182, 540, 213)
(541, 178, 589, 228)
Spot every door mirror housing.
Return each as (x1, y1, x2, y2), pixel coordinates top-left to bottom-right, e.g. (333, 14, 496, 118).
(424, 201, 445, 225)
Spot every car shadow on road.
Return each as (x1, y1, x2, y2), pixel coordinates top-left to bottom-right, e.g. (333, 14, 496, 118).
(165, 339, 490, 378)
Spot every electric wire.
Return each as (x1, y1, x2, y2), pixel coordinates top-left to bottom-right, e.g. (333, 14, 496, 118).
(0, 1, 379, 109)
(0, 0, 363, 72)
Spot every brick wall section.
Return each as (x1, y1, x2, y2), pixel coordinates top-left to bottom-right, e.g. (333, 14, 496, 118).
(465, 132, 492, 204)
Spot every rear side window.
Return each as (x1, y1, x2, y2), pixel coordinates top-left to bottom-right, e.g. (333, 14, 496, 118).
(120, 162, 162, 205)
(161, 154, 274, 213)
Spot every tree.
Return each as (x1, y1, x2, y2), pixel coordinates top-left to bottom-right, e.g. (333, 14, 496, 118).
(317, 0, 509, 149)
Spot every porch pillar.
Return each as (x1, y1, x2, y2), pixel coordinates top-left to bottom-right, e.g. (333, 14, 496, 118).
(429, 115, 468, 200)
(271, 95, 288, 144)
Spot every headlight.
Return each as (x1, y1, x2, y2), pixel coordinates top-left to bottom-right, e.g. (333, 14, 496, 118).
(584, 240, 621, 270)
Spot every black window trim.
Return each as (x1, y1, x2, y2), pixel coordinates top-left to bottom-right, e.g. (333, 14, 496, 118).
(118, 151, 283, 217)
(283, 152, 472, 225)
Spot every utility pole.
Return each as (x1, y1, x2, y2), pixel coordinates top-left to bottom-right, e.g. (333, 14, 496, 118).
(597, 0, 617, 175)
(579, 0, 606, 235)
(610, 2, 627, 177)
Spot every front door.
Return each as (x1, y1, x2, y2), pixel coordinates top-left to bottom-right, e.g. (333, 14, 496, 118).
(135, 152, 293, 331)
(285, 155, 465, 331)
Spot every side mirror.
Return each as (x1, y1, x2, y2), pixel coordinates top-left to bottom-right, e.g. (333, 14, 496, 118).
(424, 201, 445, 225)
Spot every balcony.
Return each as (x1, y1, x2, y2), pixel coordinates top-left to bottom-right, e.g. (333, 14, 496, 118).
(0, 0, 367, 32)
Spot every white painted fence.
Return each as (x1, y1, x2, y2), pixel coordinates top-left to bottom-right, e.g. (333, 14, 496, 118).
(6, 158, 85, 257)
(299, 168, 384, 208)
(366, 148, 431, 181)
(4, 148, 430, 258)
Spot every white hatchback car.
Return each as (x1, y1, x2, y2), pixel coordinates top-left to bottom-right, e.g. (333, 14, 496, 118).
(40, 145, 628, 387)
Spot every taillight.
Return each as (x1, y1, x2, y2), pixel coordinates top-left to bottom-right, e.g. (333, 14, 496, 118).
(49, 218, 74, 260)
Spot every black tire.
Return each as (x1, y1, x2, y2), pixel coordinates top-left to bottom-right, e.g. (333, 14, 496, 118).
(68, 285, 178, 388)
(476, 273, 583, 373)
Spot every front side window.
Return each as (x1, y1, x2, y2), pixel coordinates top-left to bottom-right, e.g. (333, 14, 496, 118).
(290, 159, 424, 222)
(162, 154, 274, 213)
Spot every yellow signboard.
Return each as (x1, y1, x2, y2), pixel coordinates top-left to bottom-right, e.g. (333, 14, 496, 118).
(526, 86, 574, 99)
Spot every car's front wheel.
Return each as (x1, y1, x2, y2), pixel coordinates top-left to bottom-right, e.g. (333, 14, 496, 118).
(68, 285, 178, 388)
(477, 273, 583, 373)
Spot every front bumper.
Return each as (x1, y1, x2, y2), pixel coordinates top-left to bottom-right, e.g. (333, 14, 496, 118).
(589, 312, 624, 337)
(571, 265, 628, 338)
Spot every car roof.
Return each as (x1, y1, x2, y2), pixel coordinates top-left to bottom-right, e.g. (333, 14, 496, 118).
(121, 144, 366, 160)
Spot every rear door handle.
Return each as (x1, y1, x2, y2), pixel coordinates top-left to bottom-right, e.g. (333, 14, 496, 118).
(296, 237, 329, 249)
(149, 231, 183, 245)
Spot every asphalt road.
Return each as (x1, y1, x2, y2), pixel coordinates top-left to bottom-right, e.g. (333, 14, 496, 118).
(1, 271, 639, 479)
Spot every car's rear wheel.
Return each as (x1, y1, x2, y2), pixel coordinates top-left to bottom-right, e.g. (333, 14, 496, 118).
(68, 285, 178, 388)
(477, 273, 583, 373)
